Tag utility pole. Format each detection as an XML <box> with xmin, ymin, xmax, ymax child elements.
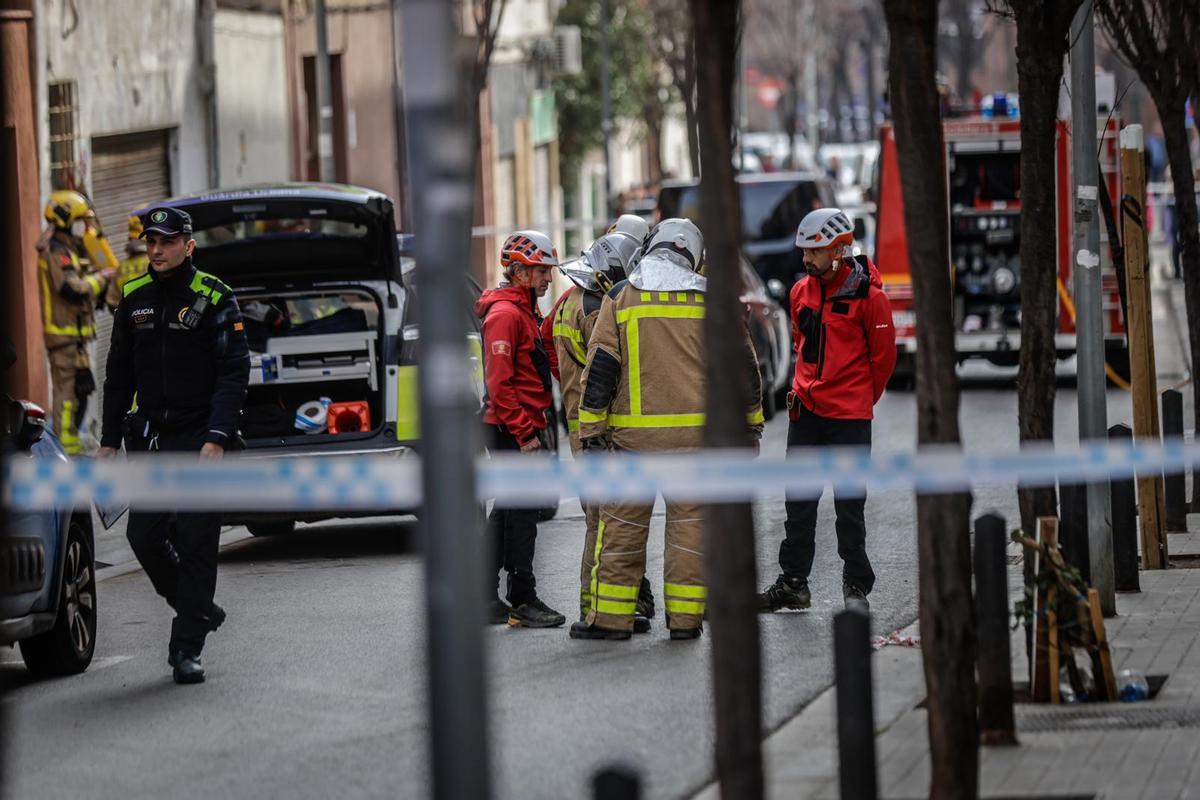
<box><xmin>803</xmin><ymin>0</ymin><xmax>819</xmax><ymax>158</ymax></box>
<box><xmin>600</xmin><ymin>0</ymin><xmax>613</xmax><ymax>218</ymax></box>
<box><xmin>1069</xmin><ymin>1</ymin><xmax>1114</xmax><ymax>614</ymax></box>
<box><xmin>400</xmin><ymin>1</ymin><xmax>491</xmax><ymax>798</ymax></box>
<box><xmin>315</xmin><ymin>0</ymin><xmax>337</xmax><ymax>182</ymax></box>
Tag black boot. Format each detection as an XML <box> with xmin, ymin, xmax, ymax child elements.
<box><xmin>757</xmin><ymin>575</ymin><xmax>811</xmax><ymax>612</ymax></box>
<box><xmin>508</xmin><ymin>598</ymin><xmax>566</xmax><ymax>628</ymax></box>
<box><xmin>486</xmin><ymin>598</ymin><xmax>511</xmax><ymax>625</ymax></box>
<box><xmin>171</xmin><ymin>652</ymin><xmax>205</xmax><ymax>684</ymax></box>
<box><xmin>569</xmin><ymin>621</ymin><xmax>632</xmax><ymax>640</ymax></box>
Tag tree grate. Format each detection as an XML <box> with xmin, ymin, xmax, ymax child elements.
<box><xmin>1016</xmin><ymin>705</ymin><xmax>1200</xmax><ymax>731</ymax></box>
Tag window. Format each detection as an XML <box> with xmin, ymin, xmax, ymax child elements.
<box><xmin>48</xmin><ymin>81</ymin><xmax>79</xmax><ymax>189</ymax></box>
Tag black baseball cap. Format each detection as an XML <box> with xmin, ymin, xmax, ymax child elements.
<box><xmin>139</xmin><ymin>206</ymin><xmax>193</xmax><ymax>238</ymax></box>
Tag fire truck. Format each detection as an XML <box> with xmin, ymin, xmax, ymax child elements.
<box><xmin>873</xmin><ymin>97</ymin><xmax>1129</xmax><ymax>381</ymax></box>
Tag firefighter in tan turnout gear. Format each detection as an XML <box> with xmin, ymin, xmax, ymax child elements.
<box><xmin>541</xmin><ymin>217</ymin><xmax>657</xmax><ymax>630</ymax></box>
<box><xmin>570</xmin><ymin>218</ymin><xmax>765</xmax><ymax>641</ymax></box>
<box><xmin>37</xmin><ymin>190</ymin><xmax>116</xmax><ymax>454</ymax></box>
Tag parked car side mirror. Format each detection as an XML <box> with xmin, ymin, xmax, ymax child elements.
<box><xmin>11</xmin><ymin>399</ymin><xmax>46</xmax><ymax>450</ymax></box>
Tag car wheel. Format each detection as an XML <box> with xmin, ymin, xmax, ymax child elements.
<box><xmin>19</xmin><ymin>516</ymin><xmax>96</xmax><ymax>677</ymax></box>
<box><xmin>246</xmin><ymin>520</ymin><xmax>296</xmax><ymax>537</ymax></box>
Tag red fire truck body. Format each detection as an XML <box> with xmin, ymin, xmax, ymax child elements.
<box><xmin>874</xmin><ymin>113</ymin><xmax>1128</xmax><ymax>378</ymax></box>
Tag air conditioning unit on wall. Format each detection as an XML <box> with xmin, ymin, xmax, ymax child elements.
<box><xmin>553</xmin><ymin>26</ymin><xmax>582</xmax><ymax>76</ymax></box>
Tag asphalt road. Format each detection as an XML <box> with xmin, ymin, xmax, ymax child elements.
<box><xmin>0</xmin><ymin>368</ymin><xmax>1139</xmax><ymax>800</ymax></box>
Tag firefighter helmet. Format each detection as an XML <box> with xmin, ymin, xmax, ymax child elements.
<box><xmin>127</xmin><ymin>214</ymin><xmax>144</xmax><ymax>240</ymax></box>
<box><xmin>584</xmin><ymin>231</ymin><xmax>641</xmax><ymax>289</ymax></box>
<box><xmin>500</xmin><ymin>229</ymin><xmax>560</xmax><ymax>274</ymax></box>
<box><xmin>642</xmin><ymin>218</ymin><xmax>704</xmax><ymax>272</ymax></box>
<box><xmin>43</xmin><ymin>190</ymin><xmax>95</xmax><ymax>231</ymax></box>
<box><xmin>794</xmin><ymin>208</ymin><xmax>854</xmax><ymax>250</ymax></box>
<box><xmin>607</xmin><ymin>213</ymin><xmax>650</xmax><ymax>243</ymax></box>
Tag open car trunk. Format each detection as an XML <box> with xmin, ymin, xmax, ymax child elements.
<box><xmin>238</xmin><ymin>287</ymin><xmax>386</xmax><ymax>447</ymax></box>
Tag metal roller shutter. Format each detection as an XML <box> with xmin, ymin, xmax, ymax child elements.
<box><xmin>84</xmin><ymin>130</ymin><xmax>172</xmax><ymax>445</ymax></box>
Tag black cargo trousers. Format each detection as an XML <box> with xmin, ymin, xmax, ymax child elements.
<box><xmin>124</xmin><ymin>423</ymin><xmax>222</xmax><ymax>658</ymax></box>
<box><xmin>780</xmin><ymin>406</ymin><xmax>876</xmax><ymax>594</ymax></box>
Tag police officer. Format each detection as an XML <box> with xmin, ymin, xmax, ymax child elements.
<box><xmin>98</xmin><ymin>206</ymin><xmax>250</xmax><ymax>684</ymax></box>
<box><xmin>37</xmin><ymin>190</ymin><xmax>116</xmax><ymax>455</ymax></box>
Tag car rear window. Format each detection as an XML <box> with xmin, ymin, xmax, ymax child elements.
<box><xmin>658</xmin><ymin>180</ymin><xmax>827</xmax><ymax>243</ymax></box>
<box><xmin>192</xmin><ymin>218</ymin><xmax>369</xmax><ymax>248</ymax></box>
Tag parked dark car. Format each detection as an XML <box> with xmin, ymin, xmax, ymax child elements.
<box><xmin>657</xmin><ymin>172</ymin><xmax>838</xmax><ymax>304</ymax></box>
<box><xmin>740</xmin><ymin>257</ymin><xmax>791</xmax><ymax>419</ymax></box>
<box><xmin>2</xmin><ymin>350</ymin><xmax>97</xmax><ymax>676</ymax></box>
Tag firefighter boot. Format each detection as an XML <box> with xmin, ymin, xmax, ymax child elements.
<box><xmin>569</xmin><ymin>621</ymin><xmax>632</xmax><ymax>640</ymax></box>
<box><xmin>632</xmin><ymin>576</ymin><xmax>654</xmax><ymax>634</ymax></box>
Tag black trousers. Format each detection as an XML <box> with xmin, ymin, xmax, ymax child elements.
<box><xmin>486</xmin><ymin>424</ymin><xmax>540</xmax><ymax>606</ymax></box>
<box><xmin>125</xmin><ymin>426</ymin><xmax>221</xmax><ymax>657</ymax></box>
<box><xmin>780</xmin><ymin>409</ymin><xmax>876</xmax><ymax>593</ymax></box>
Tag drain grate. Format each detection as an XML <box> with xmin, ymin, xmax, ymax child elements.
<box><xmin>1017</xmin><ymin>705</ymin><xmax>1200</xmax><ymax>732</ymax></box>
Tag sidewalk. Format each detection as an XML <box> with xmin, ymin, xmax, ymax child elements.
<box><xmin>696</xmin><ymin>525</ymin><xmax>1200</xmax><ymax>800</ymax></box>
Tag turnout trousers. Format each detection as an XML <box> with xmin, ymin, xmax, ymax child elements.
<box><xmin>48</xmin><ymin>344</ymin><xmax>87</xmax><ymax>455</ymax></box>
<box><xmin>780</xmin><ymin>408</ymin><xmax>876</xmax><ymax>593</ymax></box>
<box><xmin>124</xmin><ymin>425</ymin><xmax>222</xmax><ymax>657</ymax></box>
<box><xmin>586</xmin><ymin>496</ymin><xmax>705</xmax><ymax>633</ymax></box>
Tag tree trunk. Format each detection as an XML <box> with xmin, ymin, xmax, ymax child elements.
<box><xmin>783</xmin><ymin>70</ymin><xmax>800</xmax><ymax>170</ymax></box>
<box><xmin>691</xmin><ymin>2</ymin><xmax>763</xmax><ymax>799</ymax></box>
<box><xmin>1014</xmin><ymin>13</ymin><xmax>1066</xmax><ymax>540</ymax></box>
<box><xmin>1159</xmin><ymin>104</ymin><xmax>1200</xmax><ymax>441</ymax></box>
<box><xmin>683</xmin><ymin>42</ymin><xmax>701</xmax><ymax>179</ymax></box>
<box><xmin>644</xmin><ymin>99</ymin><xmax>664</xmax><ymax>185</ymax></box>
<box><xmin>882</xmin><ymin>1</ymin><xmax>979</xmax><ymax>797</ymax></box>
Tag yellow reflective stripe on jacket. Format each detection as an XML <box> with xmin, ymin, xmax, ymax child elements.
<box><xmin>553</xmin><ymin>321</ymin><xmax>587</xmax><ymax>363</ymax></box>
<box><xmin>665</xmin><ymin>599</ymin><xmax>706</xmax><ymax>615</ymax></box>
<box><xmin>664</xmin><ymin>583</ymin><xmax>707</xmax><ymax>600</ymax></box>
<box><xmin>627</xmin><ymin>318</ymin><xmax>642</xmax><ymax>413</ymax></box>
<box><xmin>84</xmin><ymin>274</ymin><xmax>102</xmax><ymax>296</ymax></box>
<box><xmin>44</xmin><ymin>323</ymin><xmax>95</xmax><ymax>337</ymax></box>
<box><xmin>579</xmin><ymin>408</ymin><xmax>607</xmax><ymax>424</ymax></box>
<box><xmin>567</xmin><ymin>418</ymin><xmax>580</xmax><ymax>433</ymax></box>
<box><xmin>609</xmin><ymin>412</ymin><xmax>705</xmax><ymax>428</ymax></box>
<box><xmin>122</xmin><ymin>273</ymin><xmax>153</xmax><ymax>297</ymax></box>
<box><xmin>395</xmin><ymin>365</ymin><xmax>420</xmax><ymax>440</ymax></box>
<box><xmin>748</xmin><ymin>409</ymin><xmax>765</xmax><ymax>425</ymax></box>
<box><xmin>614</xmin><ymin>305</ymin><xmax>706</xmax><ymax>323</ymax></box>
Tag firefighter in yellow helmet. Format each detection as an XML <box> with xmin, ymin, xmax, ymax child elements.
<box><xmin>106</xmin><ymin>215</ymin><xmax>151</xmax><ymax>308</ymax></box>
<box><xmin>571</xmin><ymin>219</ymin><xmax>764</xmax><ymax>640</ymax></box>
<box><xmin>37</xmin><ymin>189</ymin><xmax>116</xmax><ymax>454</ymax></box>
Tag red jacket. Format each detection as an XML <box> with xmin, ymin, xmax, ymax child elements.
<box><xmin>790</xmin><ymin>254</ymin><xmax>897</xmax><ymax>420</ymax></box>
<box><xmin>476</xmin><ymin>285</ymin><xmax>552</xmax><ymax>444</ymax></box>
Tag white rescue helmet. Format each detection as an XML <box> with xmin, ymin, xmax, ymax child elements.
<box><xmin>642</xmin><ymin>217</ymin><xmax>705</xmax><ymax>272</ymax></box>
<box><xmin>794</xmin><ymin>208</ymin><xmax>854</xmax><ymax>250</ymax></box>
<box><xmin>500</xmin><ymin>229</ymin><xmax>560</xmax><ymax>275</ymax></box>
<box><xmin>584</xmin><ymin>231</ymin><xmax>641</xmax><ymax>289</ymax></box>
<box><xmin>607</xmin><ymin>214</ymin><xmax>650</xmax><ymax>243</ymax></box>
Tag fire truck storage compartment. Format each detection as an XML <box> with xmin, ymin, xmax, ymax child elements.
<box><xmin>239</xmin><ymin>288</ymin><xmax>383</xmax><ymax>441</ymax></box>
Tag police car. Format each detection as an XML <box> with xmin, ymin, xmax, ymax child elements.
<box><xmin>132</xmin><ymin>184</ymin><xmax>484</xmax><ymax>536</ymax></box>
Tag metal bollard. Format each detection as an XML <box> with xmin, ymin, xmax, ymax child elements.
<box><xmin>974</xmin><ymin>513</ymin><xmax>1017</xmax><ymax>745</ymax></box>
<box><xmin>1109</xmin><ymin>424</ymin><xmax>1141</xmax><ymax>592</ymax></box>
<box><xmin>1057</xmin><ymin>481</ymin><xmax>1091</xmax><ymax>585</ymax></box>
<box><xmin>834</xmin><ymin>609</ymin><xmax>877</xmax><ymax>800</ymax></box>
<box><xmin>1161</xmin><ymin>389</ymin><xmax>1188</xmax><ymax>531</ymax></box>
<box><xmin>593</xmin><ymin>765</ymin><xmax>640</xmax><ymax>800</ymax></box>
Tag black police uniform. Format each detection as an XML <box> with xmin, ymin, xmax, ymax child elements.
<box><xmin>100</xmin><ymin>206</ymin><xmax>250</xmax><ymax>664</ymax></box>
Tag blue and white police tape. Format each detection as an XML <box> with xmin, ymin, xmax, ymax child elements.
<box><xmin>2</xmin><ymin>436</ymin><xmax>1196</xmax><ymax>512</ymax></box>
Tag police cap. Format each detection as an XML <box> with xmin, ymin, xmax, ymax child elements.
<box><xmin>139</xmin><ymin>206</ymin><xmax>193</xmax><ymax>238</ymax></box>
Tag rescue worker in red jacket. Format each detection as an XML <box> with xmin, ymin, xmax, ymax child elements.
<box><xmin>758</xmin><ymin>208</ymin><xmax>896</xmax><ymax>614</ymax></box>
<box><xmin>475</xmin><ymin>229</ymin><xmax>566</xmax><ymax>629</ymax></box>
